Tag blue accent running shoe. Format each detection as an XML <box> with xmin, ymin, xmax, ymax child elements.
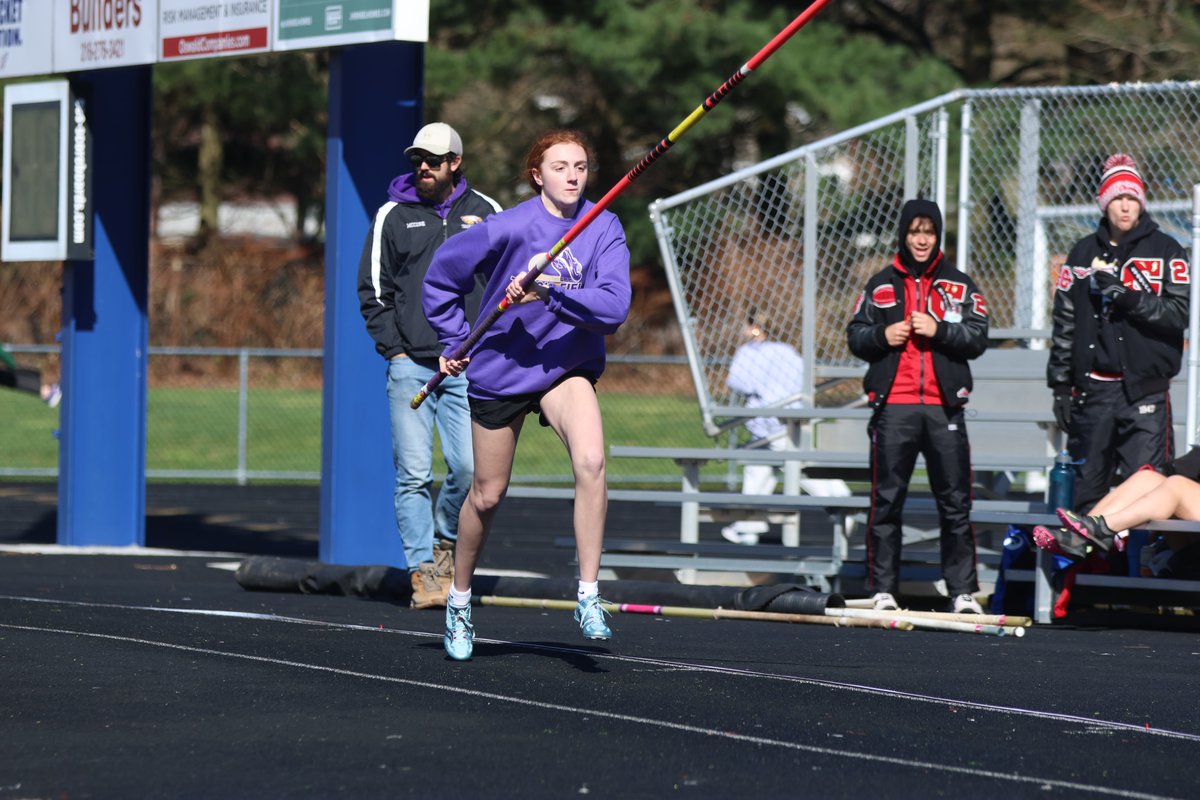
<box><xmin>444</xmin><ymin>603</ymin><xmax>474</xmax><ymax>661</ymax></box>
<box><xmin>574</xmin><ymin>595</ymin><xmax>612</xmax><ymax>641</ymax></box>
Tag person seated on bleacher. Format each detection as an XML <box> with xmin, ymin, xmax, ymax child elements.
<box><xmin>1034</xmin><ymin>446</ymin><xmax>1200</xmax><ymax>576</ymax></box>
<box><xmin>720</xmin><ymin>313</ymin><xmax>851</xmax><ymax>546</ymax></box>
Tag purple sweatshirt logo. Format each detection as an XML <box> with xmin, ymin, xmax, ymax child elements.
<box><xmin>537</xmin><ymin>247</ymin><xmax>584</xmax><ymax>289</ymax></box>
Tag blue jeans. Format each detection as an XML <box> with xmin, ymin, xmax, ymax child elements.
<box><xmin>386</xmin><ymin>355</ymin><xmax>473</xmax><ymax>570</ymax></box>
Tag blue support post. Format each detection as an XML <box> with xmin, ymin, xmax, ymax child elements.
<box><xmin>321</xmin><ymin>41</ymin><xmax>424</xmax><ymax>567</ymax></box>
<box><xmin>57</xmin><ymin>67</ymin><xmax>152</xmax><ymax>546</ymax></box>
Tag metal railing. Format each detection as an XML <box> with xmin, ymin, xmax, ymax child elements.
<box><xmin>651</xmin><ymin>81</ymin><xmax>1200</xmax><ymax>447</ymax></box>
<box><xmin>1</xmin><ymin>345</ymin><xmax>701</xmax><ymax>485</ymax></box>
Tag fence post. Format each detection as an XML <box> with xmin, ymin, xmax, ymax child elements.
<box><xmin>802</xmin><ymin>153</ymin><xmax>817</xmax><ymax>411</ymax></box>
<box><xmin>934</xmin><ymin>107</ymin><xmax>949</xmax><ymax>214</ymax></box>
<box><xmin>1015</xmin><ymin>99</ymin><xmax>1042</xmax><ymax>331</ymax></box>
<box><xmin>650</xmin><ymin>200</ymin><xmax>720</xmax><ymax>436</ymax></box>
<box><xmin>904</xmin><ymin>116</ymin><xmax>918</xmax><ymax>199</ymax></box>
<box><xmin>1188</xmin><ymin>183</ymin><xmax>1200</xmax><ymax>448</ymax></box>
<box><xmin>956</xmin><ymin>100</ymin><xmax>973</xmax><ymax>273</ymax></box>
<box><xmin>237</xmin><ymin>348</ymin><xmax>249</xmax><ymax>486</ymax></box>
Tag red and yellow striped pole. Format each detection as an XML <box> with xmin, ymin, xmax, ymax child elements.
<box><xmin>411</xmin><ymin>0</ymin><xmax>835</xmax><ymax>409</ymax></box>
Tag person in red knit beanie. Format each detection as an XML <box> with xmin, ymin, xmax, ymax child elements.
<box><xmin>1046</xmin><ymin>153</ymin><xmax>1190</xmax><ymax>515</ymax></box>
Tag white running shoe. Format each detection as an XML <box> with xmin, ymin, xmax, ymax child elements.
<box><xmin>952</xmin><ymin>594</ymin><xmax>983</xmax><ymax>614</ymax></box>
<box><xmin>871</xmin><ymin>592</ymin><xmax>899</xmax><ymax>611</ymax></box>
<box><xmin>721</xmin><ymin>526</ymin><xmax>759</xmax><ymax>546</ymax></box>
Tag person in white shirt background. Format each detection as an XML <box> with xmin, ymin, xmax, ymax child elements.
<box><xmin>722</xmin><ymin>314</ymin><xmax>850</xmax><ymax>546</ymax></box>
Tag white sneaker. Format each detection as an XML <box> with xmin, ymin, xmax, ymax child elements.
<box><xmin>43</xmin><ymin>382</ymin><xmax>62</xmax><ymax>409</ymax></box>
<box><xmin>952</xmin><ymin>594</ymin><xmax>983</xmax><ymax>614</ymax></box>
<box><xmin>871</xmin><ymin>592</ymin><xmax>899</xmax><ymax>611</ymax></box>
<box><xmin>721</xmin><ymin>527</ymin><xmax>759</xmax><ymax>546</ymax></box>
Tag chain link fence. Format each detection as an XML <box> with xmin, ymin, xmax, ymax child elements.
<box><xmin>652</xmin><ymin>81</ymin><xmax>1200</xmax><ymax>444</ymax></box>
<box><xmin>1</xmin><ymin>344</ymin><xmax>708</xmax><ymax>486</ymax></box>
<box><xmin>10</xmin><ymin>83</ymin><xmax>1200</xmax><ymax>488</ymax></box>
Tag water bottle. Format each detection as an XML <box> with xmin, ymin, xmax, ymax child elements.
<box><xmin>1047</xmin><ymin>450</ymin><xmax>1075</xmax><ymax>510</ymax></box>
<box><xmin>990</xmin><ymin>525</ymin><xmax>1032</xmax><ymax>614</ymax></box>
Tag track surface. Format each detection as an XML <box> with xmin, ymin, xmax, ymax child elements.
<box><xmin>1</xmin><ymin>484</ymin><xmax>1197</xmax><ymax>799</ymax></box>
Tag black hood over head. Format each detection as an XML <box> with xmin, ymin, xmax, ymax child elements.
<box><xmin>897</xmin><ymin>198</ymin><xmax>943</xmax><ymax>277</ymax></box>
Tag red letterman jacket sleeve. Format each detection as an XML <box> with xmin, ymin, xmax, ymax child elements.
<box><xmin>1121</xmin><ymin>238</ymin><xmax>1190</xmax><ymax>336</ymax></box>
<box><xmin>930</xmin><ymin>275</ymin><xmax>988</xmax><ymax>360</ymax></box>
<box><xmin>846</xmin><ymin>277</ymin><xmax>893</xmax><ymax>363</ymax></box>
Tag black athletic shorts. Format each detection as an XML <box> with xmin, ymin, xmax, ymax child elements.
<box><xmin>469</xmin><ymin>369</ymin><xmax>597</xmax><ymax>430</ymax></box>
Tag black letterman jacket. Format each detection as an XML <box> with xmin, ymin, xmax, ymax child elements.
<box><xmin>847</xmin><ymin>254</ymin><xmax>989</xmax><ymax>411</ymax></box>
<box><xmin>1046</xmin><ymin>214</ymin><xmax>1189</xmax><ymax>400</ymax></box>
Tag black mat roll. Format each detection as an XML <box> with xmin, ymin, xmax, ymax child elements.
<box><xmin>732</xmin><ymin>583</ymin><xmax>845</xmax><ymax>613</ymax></box>
<box><xmin>234</xmin><ymin>556</ymin><xmax>844</xmax><ymax>611</ymax></box>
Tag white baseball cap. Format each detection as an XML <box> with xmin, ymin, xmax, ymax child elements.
<box><xmin>404</xmin><ymin>122</ymin><xmax>463</xmax><ymax>158</ymax></box>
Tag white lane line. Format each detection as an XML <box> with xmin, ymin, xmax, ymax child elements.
<box><xmin>0</xmin><ymin>620</ymin><xmax>1182</xmax><ymax>800</ymax></box>
<box><xmin>4</xmin><ymin>593</ymin><xmax>1199</xmax><ymax>745</ymax></box>
<box><xmin>0</xmin><ymin>544</ymin><xmax>247</xmax><ymax>557</ymax></box>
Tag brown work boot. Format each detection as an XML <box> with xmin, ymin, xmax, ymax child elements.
<box><xmin>410</xmin><ymin>562</ymin><xmax>446</xmax><ymax>609</ymax></box>
<box><xmin>432</xmin><ymin>539</ymin><xmax>455</xmax><ymax>594</ymax></box>
<box><xmin>433</xmin><ymin>539</ymin><xmax>455</xmax><ymax>574</ymax></box>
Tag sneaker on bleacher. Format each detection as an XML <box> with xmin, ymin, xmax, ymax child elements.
<box><xmin>43</xmin><ymin>382</ymin><xmax>62</xmax><ymax>409</ymax></box>
<box><xmin>1055</xmin><ymin>509</ymin><xmax>1117</xmax><ymax>553</ymax></box>
<box><xmin>721</xmin><ymin>526</ymin><xmax>759</xmax><ymax>546</ymax></box>
<box><xmin>1032</xmin><ymin>525</ymin><xmax>1089</xmax><ymax>560</ymax></box>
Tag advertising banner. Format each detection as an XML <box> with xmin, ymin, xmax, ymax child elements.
<box><xmin>0</xmin><ymin>0</ymin><xmax>54</xmax><ymax>78</ymax></box>
<box><xmin>54</xmin><ymin>0</ymin><xmax>159</xmax><ymax>72</ymax></box>
<box><xmin>274</xmin><ymin>0</ymin><xmax>426</xmax><ymax>51</ymax></box>
<box><xmin>160</xmin><ymin>0</ymin><xmax>271</xmax><ymax>61</ymax></box>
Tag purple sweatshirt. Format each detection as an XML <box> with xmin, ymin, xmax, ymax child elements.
<box><xmin>423</xmin><ymin>195</ymin><xmax>631</xmax><ymax>399</ymax></box>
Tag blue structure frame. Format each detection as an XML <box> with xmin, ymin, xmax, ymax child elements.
<box><xmin>320</xmin><ymin>41</ymin><xmax>424</xmax><ymax>567</ymax></box>
<box><xmin>54</xmin><ymin>43</ymin><xmax>424</xmax><ymax>565</ymax></box>
<box><xmin>58</xmin><ymin>66</ymin><xmax>152</xmax><ymax>547</ymax></box>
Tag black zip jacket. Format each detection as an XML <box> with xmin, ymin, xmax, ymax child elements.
<box><xmin>847</xmin><ymin>200</ymin><xmax>989</xmax><ymax>410</ymax></box>
<box><xmin>357</xmin><ymin>178</ymin><xmax>501</xmax><ymax>360</ymax></box>
<box><xmin>847</xmin><ymin>258</ymin><xmax>989</xmax><ymax>409</ymax></box>
<box><xmin>1047</xmin><ymin>213</ymin><xmax>1189</xmax><ymax>400</ymax></box>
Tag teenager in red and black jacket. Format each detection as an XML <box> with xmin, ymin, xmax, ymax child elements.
<box><xmin>847</xmin><ymin>198</ymin><xmax>990</xmax><ymax>614</ymax></box>
<box><xmin>1047</xmin><ymin>153</ymin><xmax>1189</xmax><ymax>514</ymax></box>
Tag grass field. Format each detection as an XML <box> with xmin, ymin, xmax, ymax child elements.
<box><xmin>1</xmin><ymin>387</ymin><xmax>725</xmax><ymax>485</ymax></box>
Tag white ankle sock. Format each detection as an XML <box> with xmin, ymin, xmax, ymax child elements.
<box><xmin>448</xmin><ymin>587</ymin><xmax>472</xmax><ymax>608</ymax></box>
<box><xmin>577</xmin><ymin>581</ymin><xmax>598</xmax><ymax>601</ymax></box>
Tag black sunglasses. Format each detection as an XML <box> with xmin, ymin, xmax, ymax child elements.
<box><xmin>409</xmin><ymin>152</ymin><xmax>452</xmax><ymax>168</ymax></box>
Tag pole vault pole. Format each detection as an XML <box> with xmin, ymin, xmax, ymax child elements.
<box><xmin>411</xmin><ymin>0</ymin><xmax>835</xmax><ymax>409</ymax></box>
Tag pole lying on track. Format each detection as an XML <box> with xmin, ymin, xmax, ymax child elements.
<box><xmin>831</xmin><ymin>607</ymin><xmax>1032</xmax><ymax>628</ymax></box>
<box><xmin>480</xmin><ymin>595</ymin><xmax>911</xmax><ymax>630</ymax></box>
<box><xmin>825</xmin><ymin>608</ymin><xmax>1025</xmax><ymax>638</ymax></box>
<box><xmin>410</xmin><ymin>0</ymin><xmax>835</xmax><ymax>409</ymax></box>
<box><xmin>481</xmin><ymin>595</ymin><xmax>1028</xmax><ymax>636</ymax></box>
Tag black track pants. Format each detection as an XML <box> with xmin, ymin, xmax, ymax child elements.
<box><xmin>866</xmin><ymin>403</ymin><xmax>978</xmax><ymax>597</ymax></box>
<box><xmin>1068</xmin><ymin>380</ymin><xmax>1172</xmax><ymax>513</ymax></box>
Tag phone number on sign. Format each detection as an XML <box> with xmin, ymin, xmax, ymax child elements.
<box><xmin>80</xmin><ymin>39</ymin><xmax>126</xmax><ymax>62</ymax></box>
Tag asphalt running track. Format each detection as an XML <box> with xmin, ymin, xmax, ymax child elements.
<box><xmin>1</xmin><ymin>550</ymin><xmax>1198</xmax><ymax>800</ymax></box>
<box><xmin>2</xmin><ymin>484</ymin><xmax>1199</xmax><ymax>798</ymax></box>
